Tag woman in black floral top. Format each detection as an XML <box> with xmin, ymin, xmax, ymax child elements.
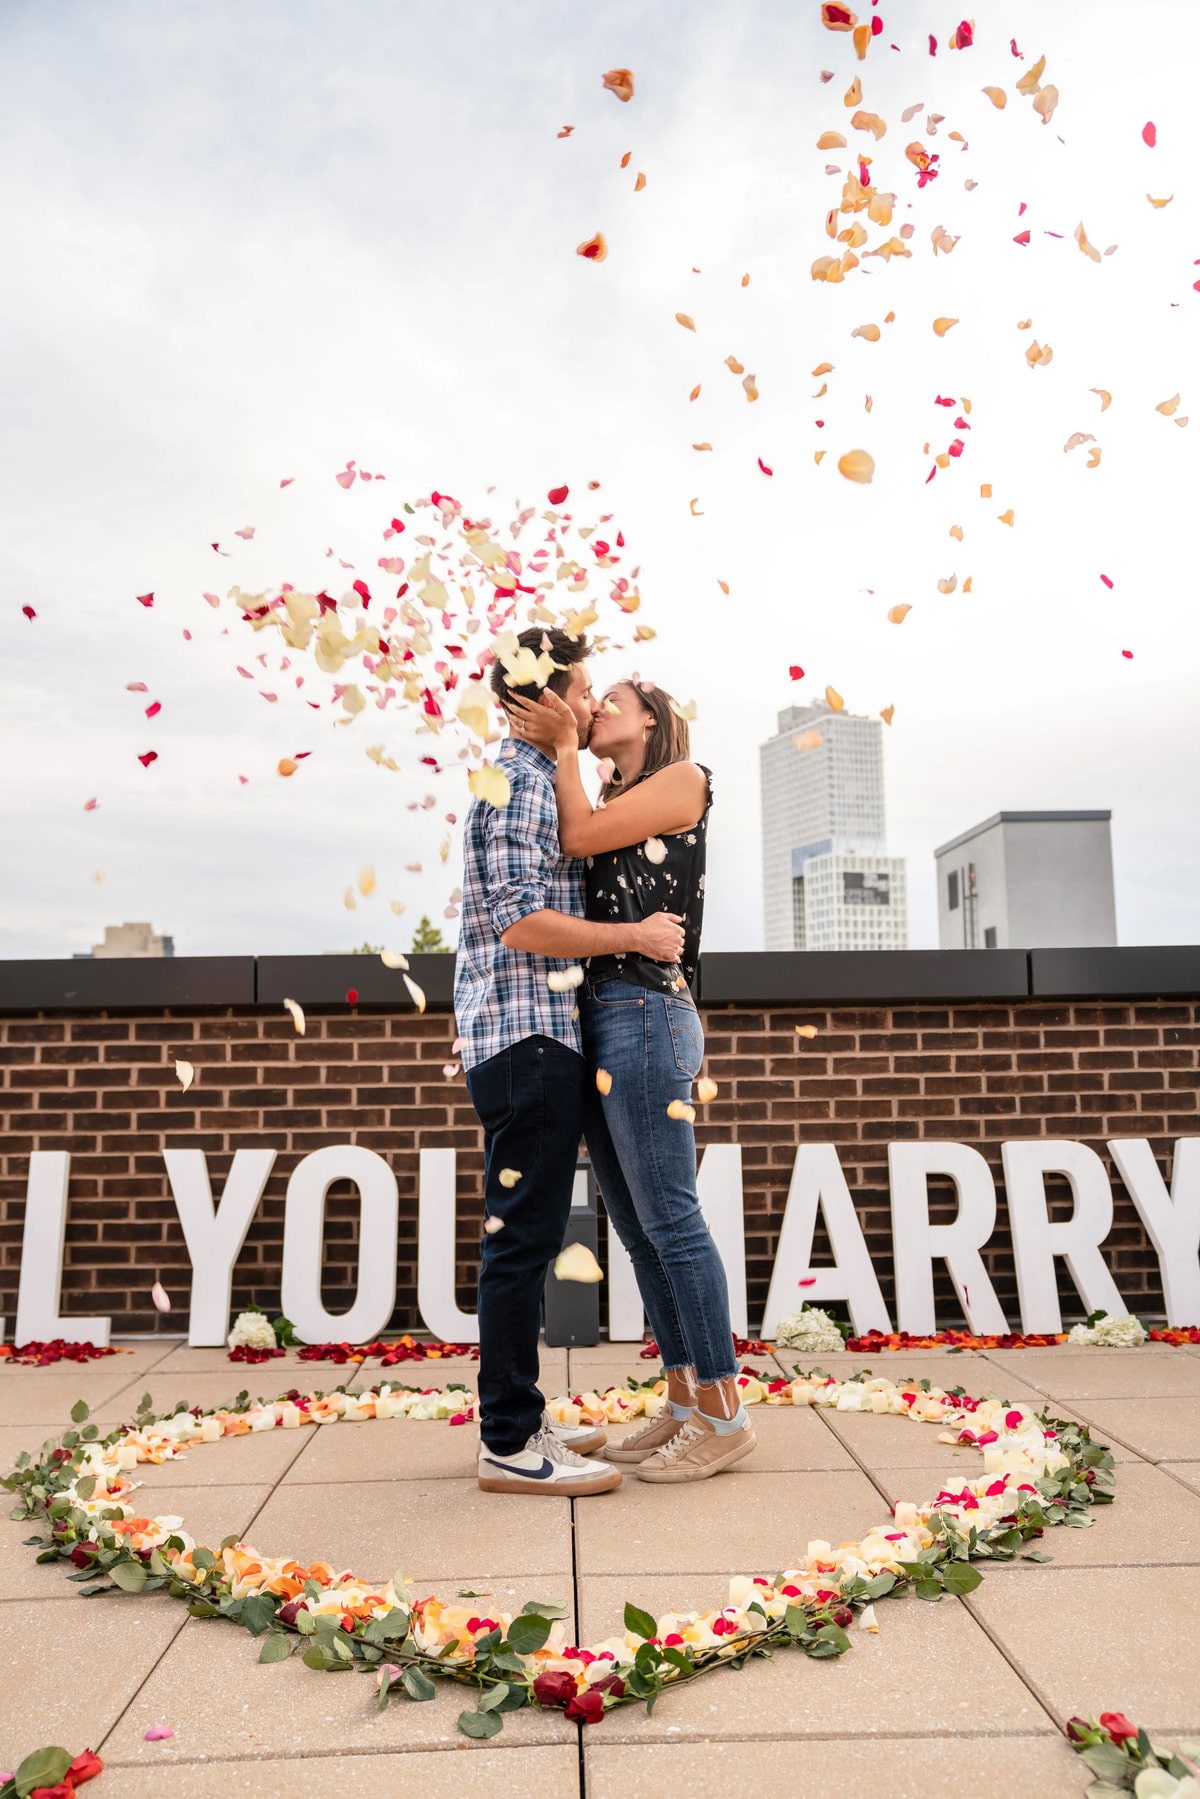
<box><xmin>506</xmin><ymin>678</ymin><xmax>754</xmax><ymax>1485</ymax></box>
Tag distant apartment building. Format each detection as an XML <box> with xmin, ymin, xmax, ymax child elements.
<box><xmin>759</xmin><ymin>701</ymin><xmax>907</xmax><ymax>952</ymax></box>
<box><xmin>933</xmin><ymin>811</ymin><xmax>1117</xmax><ymax>949</ymax></box>
<box><xmin>74</xmin><ymin>923</ymin><xmax>175</xmax><ymax>960</ymax></box>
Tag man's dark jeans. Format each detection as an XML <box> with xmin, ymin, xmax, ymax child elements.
<box><xmin>465</xmin><ymin>1034</ymin><xmax>585</xmax><ymax>1454</ymax></box>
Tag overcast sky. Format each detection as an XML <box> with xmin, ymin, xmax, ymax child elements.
<box><xmin>3</xmin><ymin>0</ymin><xmax>1197</xmax><ymax>962</ymax></box>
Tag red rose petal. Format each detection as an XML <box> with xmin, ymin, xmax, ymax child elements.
<box><xmin>1100</xmin><ymin>574</ymin><xmax>1114</xmax><ymax>589</ymax></box>
<box><xmin>1142</xmin><ymin>121</ymin><xmax>1157</xmax><ymax>148</ymax></box>
<box><xmin>757</xmin><ymin>457</ymin><xmax>774</xmax><ymax>476</ymax></box>
<box><xmin>136</xmin><ymin>592</ymin><xmax>155</xmax><ymax>607</ymax></box>
<box><xmin>547</xmin><ymin>485</ymin><xmax>569</xmax><ymax>505</ymax></box>
<box><xmin>137</xmin><ymin>751</ymin><xmax>158</xmax><ymax>767</ymax></box>
<box><xmin>346</xmin><ymin>988</ymin><xmax>359</xmax><ymax>1005</ymax></box>
<box><xmin>788</xmin><ymin>665</ymin><xmax>805</xmax><ymax>680</ymax></box>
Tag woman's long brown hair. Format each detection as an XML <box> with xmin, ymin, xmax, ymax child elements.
<box><xmin>598</xmin><ymin>680</ymin><xmax>692</xmax><ymax>804</ymax></box>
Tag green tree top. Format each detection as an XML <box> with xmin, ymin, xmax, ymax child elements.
<box><xmin>410</xmin><ymin>914</ymin><xmax>451</xmax><ymax>953</ymax></box>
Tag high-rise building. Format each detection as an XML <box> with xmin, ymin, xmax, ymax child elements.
<box><xmin>933</xmin><ymin>811</ymin><xmax>1117</xmax><ymax>949</ymax></box>
<box><xmin>759</xmin><ymin>701</ymin><xmax>907</xmax><ymax>952</ymax></box>
<box><xmin>73</xmin><ymin>923</ymin><xmax>175</xmax><ymax>960</ymax></box>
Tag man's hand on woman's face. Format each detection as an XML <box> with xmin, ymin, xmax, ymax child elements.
<box><xmin>505</xmin><ymin>688</ymin><xmax>580</xmax><ymax>753</ymax></box>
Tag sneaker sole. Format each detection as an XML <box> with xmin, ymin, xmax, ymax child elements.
<box><xmin>606</xmin><ymin>1438</ymin><xmax>677</xmax><ymax>1465</ymax></box>
<box><xmin>477</xmin><ymin>1467</ymin><xmax>623</xmax><ymax>1497</ymax></box>
<box><xmin>560</xmin><ymin>1428</ymin><xmax>608</xmax><ymax>1456</ymax></box>
<box><xmin>634</xmin><ymin>1432</ymin><xmax>757</xmax><ymax>1483</ymax></box>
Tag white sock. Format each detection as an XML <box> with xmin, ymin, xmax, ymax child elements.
<box><xmin>699</xmin><ymin>1404</ymin><xmax>748</xmax><ymax>1436</ymax></box>
<box><xmin>668</xmin><ymin>1399</ymin><xmax>695</xmax><ymax>1421</ymax></box>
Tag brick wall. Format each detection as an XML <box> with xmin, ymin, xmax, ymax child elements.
<box><xmin>1</xmin><ymin>995</ymin><xmax>1196</xmax><ymax>1335</ymax></box>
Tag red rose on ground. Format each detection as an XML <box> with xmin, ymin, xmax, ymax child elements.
<box><xmin>1100</xmin><ymin>1712</ymin><xmax>1139</xmax><ymax>1743</ymax></box>
<box><xmin>278</xmin><ymin>1599</ymin><xmax>308</xmax><ymax>1625</ymax></box>
<box><xmin>533</xmin><ymin>1669</ymin><xmax>579</xmax><ymax>1709</ymax></box>
<box><xmin>67</xmin><ymin>1750</ymin><xmax>104</xmax><ymax>1785</ymax></box>
<box><xmin>565</xmin><ymin>1688</ymin><xmax>605</xmax><ymax>1724</ymax></box>
<box><xmin>30</xmin><ymin>1785</ymin><xmax>75</xmax><ymax>1798</ymax></box>
<box><xmin>70</xmin><ymin>1544</ymin><xmax>98</xmax><ymax>1568</ymax></box>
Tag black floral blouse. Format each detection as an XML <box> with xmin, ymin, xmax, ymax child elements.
<box><xmin>584</xmin><ymin>765</ymin><xmax>713</xmax><ymax>996</ymax></box>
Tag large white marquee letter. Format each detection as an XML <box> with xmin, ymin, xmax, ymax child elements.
<box><xmin>281</xmin><ymin>1146</ymin><xmax>398</xmax><ymax>1344</ymax></box>
<box><xmin>417</xmin><ymin>1148</ymin><xmax>479</xmax><ymax>1342</ymax></box>
<box><xmin>605</xmin><ymin>1146</ymin><xmax>748</xmax><ymax>1341</ymax></box>
<box><xmin>761</xmin><ymin>1144</ymin><xmax>892</xmax><ymax>1337</ymax></box>
<box><xmin>1001</xmin><ymin>1139</ymin><xmax>1128</xmax><ymax>1333</ymax></box>
<box><xmin>165</xmin><ymin>1148</ymin><xmax>277</xmax><ymax>1346</ymax></box>
<box><xmin>889</xmin><ymin>1142</ymin><xmax>1009</xmax><ymax>1335</ymax></box>
<box><xmin>15</xmin><ymin>1152</ymin><xmax>111</xmax><ymax>1347</ymax></box>
<box><xmin>1108</xmin><ymin>1138</ymin><xmax>1200</xmax><ymax>1328</ymax></box>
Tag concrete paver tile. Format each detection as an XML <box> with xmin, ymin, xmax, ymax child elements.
<box><xmin>596</xmin><ymin>1406</ymin><xmax>855</xmax><ymax>1473</ymax></box>
<box><xmin>244</xmin><ymin>1478</ymin><xmax>574</xmax><ymax>1579</ymax></box>
<box><xmin>1168</xmin><ymin>1463</ymin><xmax>1200</xmax><ymax>1495</ymax></box>
<box><xmin>98</xmin><ymin>1613</ymin><xmax>578</xmax><ymax>1762</ymax></box>
<box><xmin>586</xmin><ymin>1735</ymin><xmax>1089</xmax><ymax>1797</ymax></box>
<box><xmin>820</xmin><ymin>1409</ymin><xmax>1029</xmax><ymax>1471</ymax></box>
<box><xmin>127</xmin><ymin>1423</ymin><xmax>317</xmax><ymax>1489</ymax></box>
<box><xmin>88</xmin><ymin>1370</ymin><xmax>373</xmax><ymax>1426</ymax></box>
<box><xmin>0</xmin><ymin>1594</ymin><xmax>185</xmax><ymax>1767</ymax></box>
<box><xmin>1058</xmin><ymin>1398</ymin><xmax>1200</xmax><ymax>1462</ymax></box>
<box><xmin>978</xmin><ymin>1350</ymin><xmax>1200</xmax><ymax>1401</ymax></box>
<box><xmin>0</xmin><ymin>1483</ymin><xmax>271</xmax><ymax>1603</ymax></box>
<box><xmin>0</xmin><ymin>1372</ymin><xmax>159</xmax><ymax>1429</ymax></box>
<box><xmin>574</xmin><ymin>1469</ymin><xmax>895</xmax><ymax>1576</ymax></box>
<box><xmin>107</xmin><ymin>1747</ymin><xmax>581</xmax><ymax>1797</ymax></box>
<box><xmin>967</xmin><ymin>1565</ymin><xmax>1200</xmax><ymax>1733</ymax></box>
<box><xmin>577</xmin><ymin>1574</ymin><xmax>1052</xmax><ymax>1742</ymax></box>
<box><xmin>281</xmin><ymin>1413</ymin><xmax>481</xmax><ymax>1484</ymax></box>
<box><xmin>868</xmin><ymin>1463</ymin><xmax>1200</xmax><ymax>1567</ymax></box>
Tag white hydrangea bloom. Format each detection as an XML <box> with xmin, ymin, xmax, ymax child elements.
<box><xmin>773</xmin><ymin>1306</ymin><xmax>846</xmax><ymax>1354</ymax></box>
<box><xmin>1067</xmin><ymin>1314</ymin><xmax>1147</xmax><ymax>1347</ymax></box>
<box><xmin>227</xmin><ymin>1310</ymin><xmax>277</xmax><ymax>1351</ymax></box>
<box><xmin>1067</xmin><ymin>1323</ymin><xmax>1098</xmax><ymax>1345</ymax></box>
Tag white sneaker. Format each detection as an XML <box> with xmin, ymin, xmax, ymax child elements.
<box><xmin>477</xmin><ymin>1425</ymin><xmax>622</xmax><ymax>1496</ymax></box>
<box><xmin>543</xmin><ymin>1409</ymin><xmax>608</xmax><ymax>1457</ymax></box>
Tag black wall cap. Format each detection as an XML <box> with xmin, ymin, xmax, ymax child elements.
<box><xmin>255</xmin><ymin>953</ymin><xmax>456</xmax><ymax>1009</ymax></box>
<box><xmin>1030</xmin><ymin>945</ymin><xmax>1200</xmax><ymax>998</ymax></box>
<box><xmin>697</xmin><ymin>949</ymin><xmax>1031</xmax><ymax>1005</ymax></box>
<box><xmin>0</xmin><ymin>957</ymin><xmax>257</xmax><ymax>1012</ymax></box>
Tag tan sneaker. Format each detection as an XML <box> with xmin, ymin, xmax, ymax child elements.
<box><xmin>605</xmin><ymin>1409</ymin><xmax>688</xmax><ymax>1465</ymax></box>
<box><xmin>635</xmin><ymin>1411</ymin><xmax>756</xmax><ymax>1483</ymax></box>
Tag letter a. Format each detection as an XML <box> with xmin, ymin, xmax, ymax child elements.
<box><xmin>762</xmin><ymin>1145</ymin><xmax>891</xmax><ymax>1338</ymax></box>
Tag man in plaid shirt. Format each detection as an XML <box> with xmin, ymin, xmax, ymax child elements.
<box><xmin>456</xmin><ymin>627</ymin><xmax>685</xmax><ymax>1497</ymax></box>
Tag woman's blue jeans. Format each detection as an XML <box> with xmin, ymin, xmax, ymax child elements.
<box><xmin>582</xmin><ymin>975</ymin><xmax>737</xmax><ymax>1383</ymax></box>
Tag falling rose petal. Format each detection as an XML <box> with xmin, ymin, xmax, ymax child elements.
<box><xmin>499</xmin><ymin>1168</ymin><xmax>522</xmax><ymax>1189</ymax></box>
<box><xmin>283</xmin><ymin>998</ymin><xmax>306</xmax><ymax>1035</ymax></box>
<box><xmin>982</xmin><ymin>86</ymin><xmax>1006</xmax><ymax>108</ymax></box>
<box><xmin>741</xmin><ymin>272</ymin><xmax>750</xmax><ymax>286</ymax></box>
<box><xmin>817</xmin><ymin>130</ymin><xmax>847</xmax><ymax>149</ymax></box>
<box><xmin>137</xmin><ymin>751</ymin><xmax>158</xmax><ymax>768</ymax></box>
<box><xmin>557</xmin><ymin>125</ymin><xmax>574</xmax><ymax>138</ymax></box>
<box><xmin>793</xmin><ymin>729</ymin><xmax>823</xmax><ymax>752</ymax></box>
<box><xmin>554</xmin><ymin>1241</ymin><xmax>604</xmax><ymax>1283</ymax></box>
<box><xmin>695</xmin><ymin>1076</ymin><xmax>719</xmax><ymax>1104</ymax></box>
<box><xmin>136</xmin><ymin>592</ymin><xmax>155</xmax><ymax>607</ymax></box>
<box><xmin>151</xmin><ymin>1280</ymin><xmax>171</xmax><ymax>1313</ymax></box>
<box><xmin>1091</xmin><ymin>388</ymin><xmax>1112</xmax><ymax>411</ymax></box>
<box><xmin>335</xmin><ymin>468</ymin><xmax>357</xmax><ymax>489</ymax></box>
<box><xmin>887</xmin><ymin>603</ymin><xmax>911</xmax><ymax>623</ymax></box>
<box><xmin>234</xmin><ymin>525</ymin><xmax>256</xmax><ymax>540</ymax></box>
<box><xmin>468</xmin><ymin>765</ymin><xmax>512</xmax><ymax>809</ymax></box>
<box><xmin>1013</xmin><ymin>229</ymin><xmax>1030</xmax><ymax>246</ymax></box>
<box><xmin>997</xmin><ymin>508</ymin><xmax>1015</xmax><ymax>526</ymax></box>
<box><xmin>742</xmin><ymin>374</ymin><xmax>759</xmax><ymax>402</ymax></box>
<box><xmin>689</xmin><ymin>384</ymin><xmax>701</xmax><ymax>401</ymax></box>
<box><xmin>357</xmin><ymin>865</ymin><xmax>376</xmax><ymax>897</ymax></box>
<box><xmin>879</xmin><ymin>704</ymin><xmax>895</xmax><ymax>725</ymax></box>
<box><xmin>1075</xmin><ymin>222</ymin><xmax>1101</xmax><ymax>263</ymax></box>
<box><xmin>1025</xmin><ymin>340</ymin><xmax>1054</xmax><ymax>367</ymax></box>
<box><xmin>619</xmin><ymin>151</ymin><xmax>631</xmax><ymax>168</ymax></box>
<box><xmin>380</xmin><ymin>948</ymin><xmax>410</xmax><ymax>970</ymax></box>
<box><xmin>932</xmin><ymin>317</ymin><xmax>958</xmax><ymax>337</ymax></box>
<box><xmin>601</xmin><ymin>68</ymin><xmax>635</xmax><ymax>103</ymax></box>
<box><xmin>1100</xmin><ymin>574</ymin><xmax>1114</xmax><ymax>589</ymax></box>
<box><xmin>83</xmin><ymin>797</ymin><xmax>99</xmax><ymax>811</ymax></box>
<box><xmin>725</xmin><ymin>355</ymin><xmax>744</xmax><ymax>374</ymax></box>
<box><xmin>634</xmin><ymin>171</ymin><xmax>647</xmax><ymax>191</ymax></box>
<box><xmin>837</xmin><ymin>449</ymin><xmax>874</xmax><ymax>484</ymax></box>
<box><xmin>820</xmin><ymin>3</ymin><xmax>857</xmax><ymax>28</ymax></box>
<box><xmin>666</xmin><ymin>1100</ymin><xmax>696</xmax><ymax>1123</ymax></box>
<box><xmin>675</xmin><ymin>312</ymin><xmax>696</xmax><ymax>332</ymax></box>
<box><xmin>788</xmin><ymin>665</ymin><xmax>805</xmax><ymax>681</ymax></box>
<box><xmin>144</xmin><ymin>1726</ymin><xmax>175</xmax><ymax>1742</ymax></box>
<box><xmin>937</xmin><ymin>575</ymin><xmax>957</xmax><ymax>594</ymax></box>
<box><xmin>692</xmin><ymin>442</ymin><xmax>713</xmax><ymax>451</ymax></box>
<box><xmin>1063</xmin><ymin>432</ymin><xmax>1096</xmax><ymax>453</ymax></box>
<box><xmin>547</xmin><ymin>965</ymin><xmax>585</xmax><ymax>992</ymax></box>
<box><xmin>280</xmin><ymin>477</ymin><xmax>294</xmax><ymax>487</ymax></box>
<box><xmin>643</xmin><ymin>836</ymin><xmax>668</xmax><ymax>864</ymax></box>
<box><xmin>717</xmin><ymin>580</ymin><xmax>730</xmax><ymax>595</ymax></box>
<box><xmin>795</xmin><ymin>1024</ymin><xmax>820</xmax><ymax>1039</ymax></box>
<box><xmin>757</xmin><ymin>458</ymin><xmax>773</xmax><ymax>476</ymax></box>
<box><xmin>576</xmin><ymin>233</ymin><xmax>608</xmax><ymax>262</ymax></box>
<box><xmin>1142</xmin><ymin>121</ymin><xmax>1157</xmax><ymax>147</ymax></box>
<box><xmin>950</xmin><ymin>524</ymin><xmax>964</xmax><ymax>541</ymax></box>
<box><xmin>277</xmin><ymin>757</ymin><xmax>299</xmax><ymax>777</ymax></box>
<box><xmin>547</xmin><ymin>484</ymin><xmax>569</xmax><ymax>505</ymax></box>
<box><xmin>403</xmin><ymin>973</ymin><xmax>427</xmax><ymax>1013</ymax></box>
<box><xmin>145</xmin><ymin>700</ymin><xmax>161</xmax><ymax>719</ymax></box>
<box><xmin>21</xmin><ymin>604</ymin><xmax>37</xmax><ymax>620</ymax></box>
<box><xmin>688</xmin><ymin>497</ymin><xmax>704</xmax><ymax>516</ymax></box>
<box><xmin>1147</xmin><ymin>194</ymin><xmax>1173</xmax><ymax>208</ymax></box>
<box><xmin>174</xmin><ymin>1059</ymin><xmax>196</xmax><ymax>1095</ymax></box>
<box><xmin>825</xmin><ymin>685</ymin><xmax>845</xmax><ymax>712</ymax></box>
<box><xmin>596</xmin><ymin>1069</ymin><xmax>613</xmax><ymax>1095</ymax></box>
<box><xmin>851</xmin><ymin>323</ymin><xmax>880</xmax><ymax>341</ymax></box>
<box><xmin>483</xmin><ymin>1215</ymin><xmax>505</xmax><ymax>1233</ymax></box>
<box><xmin>1156</xmin><ymin>394</ymin><xmax>1180</xmax><ymax>415</ymax></box>
<box><xmin>1122</xmin><ymin>649</ymin><xmax>1134</xmax><ymax>659</ymax></box>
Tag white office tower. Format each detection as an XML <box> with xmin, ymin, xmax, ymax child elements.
<box><xmin>759</xmin><ymin>701</ymin><xmax>908</xmax><ymax>951</ymax></box>
<box><xmin>934</xmin><ymin>811</ymin><xmax>1117</xmax><ymax>949</ymax></box>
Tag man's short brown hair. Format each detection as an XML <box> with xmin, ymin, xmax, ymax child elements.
<box><xmin>489</xmin><ymin>627</ymin><xmax>591</xmax><ymax>708</ymax></box>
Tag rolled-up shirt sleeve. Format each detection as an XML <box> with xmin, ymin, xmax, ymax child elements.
<box><xmin>483</xmin><ymin>771</ymin><xmax>560</xmax><ymax>937</ymax></box>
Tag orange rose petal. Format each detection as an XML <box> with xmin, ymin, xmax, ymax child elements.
<box><xmin>879</xmin><ymin>704</ymin><xmax>894</xmax><ymax>725</ymax></box>
<box><xmin>837</xmin><ymin>448</ymin><xmax>875</xmax><ymax>483</ymax></box>
<box><xmin>675</xmin><ymin>312</ymin><xmax>696</xmax><ymax>331</ymax></box>
<box><xmin>602</xmin><ymin>68</ymin><xmax>635</xmax><ymax>103</ymax></box>
<box><xmin>577</xmin><ymin>233</ymin><xmax>608</xmax><ymax>263</ymax></box>
<box><xmin>887</xmin><ymin>603</ymin><xmax>911</xmax><ymax>623</ymax></box>
<box><xmin>932</xmin><ymin>317</ymin><xmax>959</xmax><ymax>337</ymax></box>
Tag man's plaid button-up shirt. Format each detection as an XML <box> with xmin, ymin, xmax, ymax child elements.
<box><xmin>453</xmin><ymin>738</ymin><xmax>586</xmax><ymax>1071</ymax></box>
